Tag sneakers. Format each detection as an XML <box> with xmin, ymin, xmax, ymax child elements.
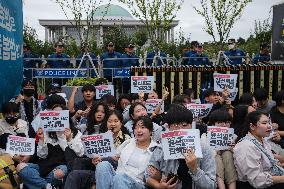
<box><xmin>46</xmin><ymin>183</ymin><xmax>57</xmax><ymax>189</ymax></box>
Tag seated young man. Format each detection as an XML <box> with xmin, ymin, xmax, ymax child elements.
<box><xmin>145</xmin><ymin>104</ymin><xmax>216</xmax><ymax>189</ymax></box>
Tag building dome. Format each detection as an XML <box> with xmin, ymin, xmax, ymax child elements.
<box><xmin>91</xmin><ymin>4</ymin><xmax>134</xmax><ymax>20</ymax></box>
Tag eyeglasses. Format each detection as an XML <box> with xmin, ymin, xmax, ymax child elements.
<box><xmin>108</xmin><ymin>45</ymin><xmax>114</xmax><ymax>47</ymax></box>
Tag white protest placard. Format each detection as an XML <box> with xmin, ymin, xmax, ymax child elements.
<box><xmin>131</xmin><ymin>76</ymin><xmax>154</xmax><ymax>93</ymax></box>
<box><xmin>95</xmin><ymin>85</ymin><xmax>114</xmax><ymax>99</ymax></box>
<box><xmin>213</xmin><ymin>73</ymin><xmax>238</xmax><ymax>92</ymax></box>
<box><xmin>186</xmin><ymin>104</ymin><xmax>213</xmax><ymax>118</ymax></box>
<box><xmin>207</xmin><ymin>126</ymin><xmax>236</xmax><ymax>150</ymax></box>
<box><xmin>6</xmin><ymin>135</ymin><xmax>35</xmax><ymax>156</ymax></box>
<box><xmin>228</xmin><ymin>88</ymin><xmax>238</xmax><ymax>101</ymax></box>
<box><xmin>145</xmin><ymin>99</ymin><xmax>164</xmax><ymax>113</ymax></box>
<box><xmin>39</xmin><ymin>110</ymin><xmax>69</xmax><ymax>132</ymax></box>
<box><xmin>161</xmin><ymin>129</ymin><xmax>202</xmax><ymax>160</ymax></box>
<box><xmin>81</xmin><ymin>131</ymin><xmax>115</xmax><ymax>158</ymax></box>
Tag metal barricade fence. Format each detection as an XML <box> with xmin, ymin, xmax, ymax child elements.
<box><xmin>23</xmin><ymin>56</ymin><xmax>283</xmax><ymax>102</ymax></box>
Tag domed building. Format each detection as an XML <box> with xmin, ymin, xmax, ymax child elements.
<box><xmin>39</xmin><ymin>4</ymin><xmax>179</xmax><ymax>47</ymax></box>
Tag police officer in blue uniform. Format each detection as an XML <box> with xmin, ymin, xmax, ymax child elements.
<box><xmin>101</xmin><ymin>42</ymin><xmax>121</xmax><ymax>81</ymax></box>
<box><xmin>253</xmin><ymin>43</ymin><xmax>271</xmax><ymax>64</ymax></box>
<box><xmin>120</xmin><ymin>44</ymin><xmax>139</xmax><ymax>93</ymax></box>
<box><xmin>183</xmin><ymin>41</ymin><xmax>198</xmax><ymax>65</ymax></box>
<box><xmin>23</xmin><ymin>43</ymin><xmax>42</xmax><ymax>80</ymax></box>
<box><xmin>47</xmin><ymin>41</ymin><xmax>71</xmax><ymax>85</ymax></box>
<box><xmin>146</xmin><ymin>47</ymin><xmax>167</xmax><ymax>66</ymax></box>
<box><xmin>224</xmin><ymin>38</ymin><xmax>246</xmax><ymax>65</ymax></box>
<box><xmin>121</xmin><ymin>44</ymin><xmax>139</xmax><ymax>67</ymax></box>
<box><xmin>47</xmin><ymin>41</ymin><xmax>71</xmax><ymax>68</ymax></box>
<box><xmin>188</xmin><ymin>43</ymin><xmax>211</xmax><ymax>66</ymax></box>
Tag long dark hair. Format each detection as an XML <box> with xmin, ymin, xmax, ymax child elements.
<box><xmin>236</xmin><ymin>111</ymin><xmax>268</xmax><ymax>142</ymax></box>
<box><xmin>232</xmin><ymin>105</ymin><xmax>249</xmax><ymax>137</ymax></box>
<box><xmin>86</xmin><ymin>102</ymin><xmax>109</xmax><ymax>134</ymax></box>
<box><xmin>100</xmin><ymin>110</ymin><xmax>130</xmax><ymax>135</ymax></box>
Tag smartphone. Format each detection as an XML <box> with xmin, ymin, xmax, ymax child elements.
<box><xmin>166</xmin><ymin>173</ymin><xmax>178</xmax><ymax>184</ymax></box>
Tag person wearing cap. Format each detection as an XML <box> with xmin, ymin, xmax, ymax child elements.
<box><xmin>121</xmin><ymin>44</ymin><xmax>139</xmax><ymax>67</ymax></box>
<box><xmin>224</xmin><ymin>39</ymin><xmax>246</xmax><ymax>65</ymax></box>
<box><xmin>188</xmin><ymin>43</ymin><xmax>211</xmax><ymax>66</ymax></box>
<box><xmin>146</xmin><ymin>47</ymin><xmax>167</xmax><ymax>66</ymax></box>
<box><xmin>101</xmin><ymin>42</ymin><xmax>122</xmax><ymax>81</ymax></box>
<box><xmin>120</xmin><ymin>44</ymin><xmax>139</xmax><ymax>93</ymax></box>
<box><xmin>23</xmin><ymin>43</ymin><xmax>42</xmax><ymax>80</ymax></box>
<box><xmin>41</xmin><ymin>83</ymin><xmax>68</xmax><ymax>110</ymax></box>
<box><xmin>253</xmin><ymin>43</ymin><xmax>271</xmax><ymax>64</ymax></box>
<box><xmin>14</xmin><ymin>80</ymin><xmax>40</xmax><ymax>138</ymax></box>
<box><xmin>183</xmin><ymin>41</ymin><xmax>199</xmax><ymax>65</ymax></box>
<box><xmin>47</xmin><ymin>41</ymin><xmax>71</xmax><ymax>68</ymax></box>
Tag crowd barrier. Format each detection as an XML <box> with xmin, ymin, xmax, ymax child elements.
<box><xmin>23</xmin><ymin>57</ymin><xmax>284</xmax><ymax>102</ymax></box>
<box><xmin>131</xmin><ymin>64</ymin><xmax>284</xmax><ymax>102</ymax></box>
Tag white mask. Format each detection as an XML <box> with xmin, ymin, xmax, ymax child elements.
<box><xmin>228</xmin><ymin>44</ymin><xmax>235</xmax><ymax>50</ymax></box>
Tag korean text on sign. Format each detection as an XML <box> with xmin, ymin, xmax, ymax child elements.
<box><xmin>81</xmin><ymin>131</ymin><xmax>115</xmax><ymax>158</ymax></box>
<box><xmin>207</xmin><ymin>126</ymin><xmax>236</xmax><ymax>150</ymax></box>
<box><xmin>6</xmin><ymin>135</ymin><xmax>35</xmax><ymax>156</ymax></box>
<box><xmin>145</xmin><ymin>99</ymin><xmax>164</xmax><ymax>113</ymax></box>
<box><xmin>213</xmin><ymin>73</ymin><xmax>238</xmax><ymax>92</ymax></box>
<box><xmin>131</xmin><ymin>76</ymin><xmax>154</xmax><ymax>93</ymax></box>
<box><xmin>95</xmin><ymin>85</ymin><xmax>114</xmax><ymax>99</ymax></box>
<box><xmin>161</xmin><ymin>129</ymin><xmax>202</xmax><ymax>160</ymax></box>
<box><xmin>39</xmin><ymin>110</ymin><xmax>69</xmax><ymax>132</ymax></box>
<box><xmin>186</xmin><ymin>104</ymin><xmax>213</xmax><ymax>118</ymax></box>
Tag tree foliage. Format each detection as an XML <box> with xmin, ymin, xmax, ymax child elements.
<box><xmin>53</xmin><ymin>0</ymin><xmax>111</xmax><ymax>45</ymax></box>
<box><xmin>193</xmin><ymin>0</ymin><xmax>252</xmax><ymax>50</ymax></box>
<box><xmin>119</xmin><ymin>0</ymin><xmax>184</xmax><ymax>47</ymax></box>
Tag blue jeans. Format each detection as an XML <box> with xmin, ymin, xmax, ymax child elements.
<box><xmin>18</xmin><ymin>163</ymin><xmax>68</xmax><ymax>189</ymax></box>
<box><xmin>95</xmin><ymin>161</ymin><xmax>146</xmax><ymax>189</ymax></box>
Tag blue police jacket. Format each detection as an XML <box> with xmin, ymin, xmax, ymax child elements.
<box><xmin>121</xmin><ymin>53</ymin><xmax>139</xmax><ymax>67</ymax></box>
<box><xmin>76</xmin><ymin>53</ymin><xmax>97</xmax><ymax>68</ymax></box>
<box><xmin>188</xmin><ymin>53</ymin><xmax>211</xmax><ymax>66</ymax></box>
<box><xmin>146</xmin><ymin>51</ymin><xmax>167</xmax><ymax>66</ymax></box>
<box><xmin>23</xmin><ymin>52</ymin><xmax>42</xmax><ymax>80</ymax></box>
<box><xmin>101</xmin><ymin>51</ymin><xmax>121</xmax><ymax>77</ymax></box>
<box><xmin>47</xmin><ymin>53</ymin><xmax>71</xmax><ymax>68</ymax></box>
<box><xmin>224</xmin><ymin>49</ymin><xmax>246</xmax><ymax>65</ymax></box>
<box><xmin>183</xmin><ymin>50</ymin><xmax>197</xmax><ymax>65</ymax></box>
<box><xmin>252</xmin><ymin>53</ymin><xmax>271</xmax><ymax>64</ymax></box>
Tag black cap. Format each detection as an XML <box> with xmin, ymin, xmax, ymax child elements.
<box><xmin>55</xmin><ymin>41</ymin><xmax>64</xmax><ymax>47</ymax></box>
<box><xmin>228</xmin><ymin>39</ymin><xmax>236</xmax><ymax>44</ymax></box>
<box><xmin>23</xmin><ymin>43</ymin><xmax>31</xmax><ymax>50</ymax></box>
<box><xmin>197</xmin><ymin>43</ymin><xmax>203</xmax><ymax>48</ymax></box>
<box><xmin>107</xmin><ymin>42</ymin><xmax>114</xmax><ymax>47</ymax></box>
<box><xmin>50</xmin><ymin>83</ymin><xmax>61</xmax><ymax>90</ymax></box>
<box><xmin>126</xmin><ymin>44</ymin><xmax>135</xmax><ymax>48</ymax></box>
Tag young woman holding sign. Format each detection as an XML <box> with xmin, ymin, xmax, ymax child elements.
<box><xmin>234</xmin><ymin>111</ymin><xmax>284</xmax><ymax>189</ymax></box>
<box><xmin>17</xmin><ymin>105</ymin><xmax>84</xmax><ymax>189</ymax></box>
<box><xmin>205</xmin><ymin>109</ymin><xmax>237</xmax><ymax>189</ymax></box>
<box><xmin>94</xmin><ymin>116</ymin><xmax>158</xmax><ymax>189</ymax></box>
<box><xmin>64</xmin><ymin>110</ymin><xmax>131</xmax><ymax>189</ymax></box>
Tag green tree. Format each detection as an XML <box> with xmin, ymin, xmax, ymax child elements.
<box><xmin>53</xmin><ymin>0</ymin><xmax>111</xmax><ymax>45</ymax></box>
<box><xmin>193</xmin><ymin>0</ymin><xmax>252</xmax><ymax>51</ymax></box>
<box><xmin>119</xmin><ymin>0</ymin><xmax>184</xmax><ymax>47</ymax></box>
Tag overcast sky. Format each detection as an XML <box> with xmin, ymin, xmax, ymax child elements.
<box><xmin>23</xmin><ymin>0</ymin><xmax>282</xmax><ymax>42</ymax></box>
